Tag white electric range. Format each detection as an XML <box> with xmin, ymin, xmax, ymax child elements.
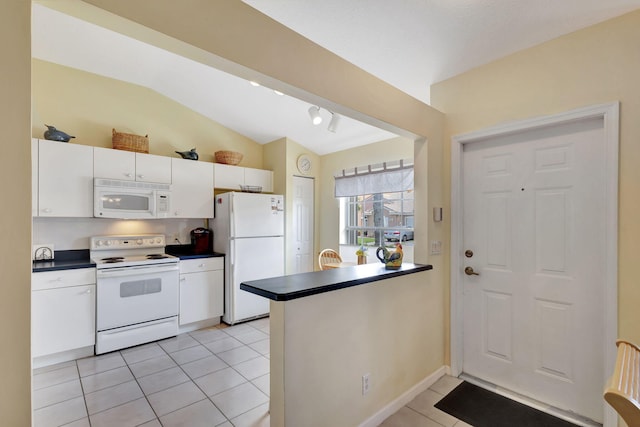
<box><xmin>90</xmin><ymin>234</ymin><xmax>179</xmax><ymax>354</ymax></box>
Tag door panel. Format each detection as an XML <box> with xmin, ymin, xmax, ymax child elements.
<box><xmin>292</xmin><ymin>176</ymin><xmax>314</xmax><ymax>273</ymax></box>
<box><xmin>462</xmin><ymin>117</ymin><xmax>605</xmax><ymax>422</ymax></box>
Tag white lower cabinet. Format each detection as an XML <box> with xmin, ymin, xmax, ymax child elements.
<box><xmin>32</xmin><ymin>268</ymin><xmax>96</xmax><ymax>358</ymax></box>
<box><xmin>179</xmin><ymin>257</ymin><xmax>224</xmax><ymax>325</ymax></box>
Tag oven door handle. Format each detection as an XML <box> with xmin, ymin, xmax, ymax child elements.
<box><xmin>97</xmin><ymin>264</ymin><xmax>179</xmax><ymax>278</ymax></box>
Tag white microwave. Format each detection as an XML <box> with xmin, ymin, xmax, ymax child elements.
<box><xmin>94</xmin><ymin>178</ymin><xmax>171</xmax><ymax>219</ymax></box>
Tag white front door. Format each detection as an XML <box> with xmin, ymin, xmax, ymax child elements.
<box><xmin>462</xmin><ymin>116</ymin><xmax>606</xmax><ymax>422</ymax></box>
<box><xmin>292</xmin><ymin>176</ymin><xmax>314</xmax><ymax>273</ymax></box>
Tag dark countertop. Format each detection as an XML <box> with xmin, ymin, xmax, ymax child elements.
<box><xmin>165</xmin><ymin>244</ymin><xmax>224</xmax><ymax>260</ymax></box>
<box><xmin>241</xmin><ymin>262</ymin><xmax>433</xmax><ymax>301</ymax></box>
<box><xmin>32</xmin><ymin>249</ymin><xmax>95</xmax><ymax>273</ymax></box>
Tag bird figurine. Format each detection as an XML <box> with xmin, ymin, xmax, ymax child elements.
<box><xmin>376</xmin><ymin>243</ymin><xmax>403</xmax><ymax>270</ymax></box>
<box><xmin>175</xmin><ymin>148</ymin><xmax>199</xmax><ymax>160</ymax></box>
<box><xmin>44</xmin><ymin>124</ymin><xmax>75</xmax><ymax>142</ymax></box>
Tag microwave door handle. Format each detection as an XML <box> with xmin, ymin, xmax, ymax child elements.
<box><xmin>97</xmin><ymin>264</ymin><xmax>178</xmax><ymax>278</ymax></box>
<box><xmin>150</xmin><ymin>191</ymin><xmax>156</xmax><ymax>216</ymax></box>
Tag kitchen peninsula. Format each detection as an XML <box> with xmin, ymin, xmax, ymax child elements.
<box><xmin>241</xmin><ymin>263</ymin><xmax>436</xmax><ymax>427</ymax></box>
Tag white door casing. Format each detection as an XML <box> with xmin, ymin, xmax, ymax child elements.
<box><xmin>292</xmin><ymin>176</ymin><xmax>314</xmax><ymax>273</ymax></box>
<box><xmin>450</xmin><ymin>103</ymin><xmax>618</xmax><ymax>426</ymax></box>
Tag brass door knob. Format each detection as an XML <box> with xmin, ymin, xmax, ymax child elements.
<box><xmin>464</xmin><ymin>266</ymin><xmax>480</xmax><ymax>276</ymax></box>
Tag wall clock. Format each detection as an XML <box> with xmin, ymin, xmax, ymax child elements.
<box><xmin>297</xmin><ymin>154</ymin><xmax>312</xmax><ymax>174</ymax></box>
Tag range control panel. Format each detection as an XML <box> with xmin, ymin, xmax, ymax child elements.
<box><xmin>90</xmin><ymin>234</ymin><xmax>165</xmax><ymax>251</ymax></box>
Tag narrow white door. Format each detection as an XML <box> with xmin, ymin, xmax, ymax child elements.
<box><xmin>292</xmin><ymin>176</ymin><xmax>314</xmax><ymax>274</ymax></box>
<box><xmin>462</xmin><ymin>117</ymin><xmax>606</xmax><ymax>422</ymax></box>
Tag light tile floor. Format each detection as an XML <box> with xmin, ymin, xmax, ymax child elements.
<box><xmin>33</xmin><ymin>318</ymin><xmax>271</xmax><ymax>427</ymax></box>
<box><xmin>381</xmin><ymin>375</ymin><xmax>472</xmax><ymax>427</ymax></box>
<box><xmin>33</xmin><ymin>317</ymin><xmax>470</xmax><ymax>427</ymax></box>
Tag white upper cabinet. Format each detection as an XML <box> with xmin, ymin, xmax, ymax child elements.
<box><xmin>244</xmin><ymin>167</ymin><xmax>273</xmax><ymax>193</ymax></box>
<box><xmin>38</xmin><ymin>140</ymin><xmax>94</xmax><ymax>217</ymax></box>
<box><xmin>213</xmin><ymin>163</ymin><xmax>274</xmax><ymax>193</ymax></box>
<box><xmin>32</xmin><ymin>139</ymin><xmax>38</xmax><ymax>216</ymax></box>
<box><xmin>171</xmin><ymin>158</ymin><xmax>214</xmax><ymax>218</ymax></box>
<box><xmin>94</xmin><ymin>147</ymin><xmax>171</xmax><ymax>184</ymax></box>
<box><xmin>93</xmin><ymin>147</ymin><xmax>136</xmax><ymax>180</ymax></box>
<box><xmin>135</xmin><ymin>152</ymin><xmax>172</xmax><ymax>184</ymax></box>
<box><xmin>213</xmin><ymin>163</ymin><xmax>245</xmax><ymax>191</ymax></box>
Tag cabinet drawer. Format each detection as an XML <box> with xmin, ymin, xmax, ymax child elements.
<box><xmin>32</xmin><ymin>268</ymin><xmax>96</xmax><ymax>291</ymax></box>
<box><xmin>179</xmin><ymin>257</ymin><xmax>223</xmax><ymax>274</ymax></box>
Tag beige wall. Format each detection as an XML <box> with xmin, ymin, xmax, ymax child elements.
<box><xmin>1</xmin><ymin>1</ymin><xmax>32</xmax><ymax>425</ymax></box>
<box><xmin>270</xmin><ymin>269</ymin><xmax>442</xmax><ymax>426</ymax></box>
<box><xmin>430</xmin><ymin>9</ymin><xmax>640</xmax><ymax>360</ymax></box>
<box><xmin>33</xmin><ymin>59</ymin><xmax>264</xmax><ymax>167</ymax></box>
<box><xmin>264</xmin><ymin>138</ymin><xmax>321</xmax><ymax>273</ymax></box>
<box><xmin>318</xmin><ymin>137</ymin><xmax>416</xmax><ymax>254</ymax></box>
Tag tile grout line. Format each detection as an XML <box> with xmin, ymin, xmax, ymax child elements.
<box><xmin>165</xmin><ymin>327</ymin><xmax>231</xmax><ymax>423</ymax></box>
<box><xmin>120</xmin><ymin>348</ymin><xmax>164</xmax><ymax>426</ymax></box>
<box><xmin>33</xmin><ymin>320</ymin><xmax>271</xmax><ymax>427</ymax></box>
<box><xmin>74</xmin><ymin>359</ymin><xmax>93</xmax><ymax>427</ymax></box>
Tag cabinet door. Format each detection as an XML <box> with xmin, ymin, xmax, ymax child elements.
<box><xmin>32</xmin><ymin>284</ymin><xmax>96</xmax><ymax>357</ymax></box>
<box><xmin>171</xmin><ymin>158</ymin><xmax>214</xmax><ymax>218</ymax></box>
<box><xmin>38</xmin><ymin>140</ymin><xmax>94</xmax><ymax>217</ymax></box>
<box><xmin>135</xmin><ymin>153</ymin><xmax>171</xmax><ymax>183</ymax></box>
<box><xmin>179</xmin><ymin>270</ymin><xmax>224</xmax><ymax>325</ymax></box>
<box><xmin>94</xmin><ymin>147</ymin><xmax>136</xmax><ymax>180</ymax></box>
<box><xmin>32</xmin><ymin>139</ymin><xmax>38</xmax><ymax>216</ymax></box>
<box><xmin>244</xmin><ymin>168</ymin><xmax>274</xmax><ymax>193</ymax></box>
<box><xmin>213</xmin><ymin>163</ymin><xmax>244</xmax><ymax>190</ymax></box>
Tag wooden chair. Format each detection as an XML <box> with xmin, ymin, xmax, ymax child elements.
<box><xmin>318</xmin><ymin>249</ymin><xmax>342</xmax><ymax>270</ymax></box>
<box><xmin>604</xmin><ymin>340</ymin><xmax>640</xmax><ymax>427</ymax></box>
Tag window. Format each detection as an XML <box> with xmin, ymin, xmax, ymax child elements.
<box><xmin>341</xmin><ymin>190</ymin><xmax>414</xmax><ymax>247</ymax></box>
<box><xmin>334</xmin><ymin>158</ymin><xmax>415</xmax><ymax>263</ymax></box>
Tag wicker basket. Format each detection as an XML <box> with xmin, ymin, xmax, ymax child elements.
<box><xmin>215</xmin><ymin>150</ymin><xmax>243</xmax><ymax>165</ymax></box>
<box><xmin>112</xmin><ymin>128</ymin><xmax>149</xmax><ymax>153</ymax></box>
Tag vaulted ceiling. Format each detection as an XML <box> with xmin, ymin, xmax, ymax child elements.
<box><xmin>32</xmin><ymin>1</ymin><xmax>640</xmax><ymax>154</ymax></box>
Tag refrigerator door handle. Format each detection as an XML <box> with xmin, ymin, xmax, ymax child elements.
<box><xmin>229</xmin><ymin>239</ymin><xmax>234</xmax><ymax>268</ymax></box>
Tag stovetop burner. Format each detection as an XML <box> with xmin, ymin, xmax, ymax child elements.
<box><xmin>90</xmin><ymin>234</ymin><xmax>178</xmax><ymax>269</ymax></box>
<box><xmin>102</xmin><ymin>257</ymin><xmax>125</xmax><ymax>262</ymax></box>
<box><xmin>146</xmin><ymin>254</ymin><xmax>168</xmax><ymax>259</ymax></box>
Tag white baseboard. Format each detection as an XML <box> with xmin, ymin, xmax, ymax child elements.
<box><xmin>32</xmin><ymin>345</ymin><xmax>94</xmax><ymax>369</ymax></box>
<box><xmin>178</xmin><ymin>317</ymin><xmax>221</xmax><ymax>334</ymax></box>
<box><xmin>359</xmin><ymin>365</ymin><xmax>448</xmax><ymax>427</ymax></box>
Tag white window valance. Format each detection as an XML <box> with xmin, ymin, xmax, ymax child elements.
<box><xmin>334</xmin><ymin>159</ymin><xmax>413</xmax><ymax>197</ymax></box>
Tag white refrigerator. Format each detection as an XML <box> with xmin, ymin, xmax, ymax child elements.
<box><xmin>213</xmin><ymin>192</ymin><xmax>285</xmax><ymax>324</ymax></box>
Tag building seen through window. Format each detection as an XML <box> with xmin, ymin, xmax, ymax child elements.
<box><xmin>339</xmin><ymin>190</ymin><xmax>414</xmax><ymax>263</ymax></box>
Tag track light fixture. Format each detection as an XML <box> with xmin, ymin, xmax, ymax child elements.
<box><xmin>328</xmin><ymin>112</ymin><xmax>340</xmax><ymax>133</ymax></box>
<box><xmin>308</xmin><ymin>106</ymin><xmax>322</xmax><ymax>125</ymax></box>
<box><xmin>308</xmin><ymin>106</ymin><xmax>341</xmax><ymax>132</ymax></box>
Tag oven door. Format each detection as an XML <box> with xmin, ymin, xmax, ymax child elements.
<box><xmin>96</xmin><ymin>263</ymin><xmax>179</xmax><ymax>331</ymax></box>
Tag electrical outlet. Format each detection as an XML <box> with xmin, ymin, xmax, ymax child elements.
<box><xmin>362</xmin><ymin>373</ymin><xmax>371</xmax><ymax>395</ymax></box>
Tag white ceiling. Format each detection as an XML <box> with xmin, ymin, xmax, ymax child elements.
<box><xmin>32</xmin><ymin>1</ymin><xmax>640</xmax><ymax>155</ymax></box>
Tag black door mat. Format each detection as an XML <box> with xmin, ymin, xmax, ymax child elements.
<box><xmin>434</xmin><ymin>381</ymin><xmax>579</xmax><ymax>427</ymax></box>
